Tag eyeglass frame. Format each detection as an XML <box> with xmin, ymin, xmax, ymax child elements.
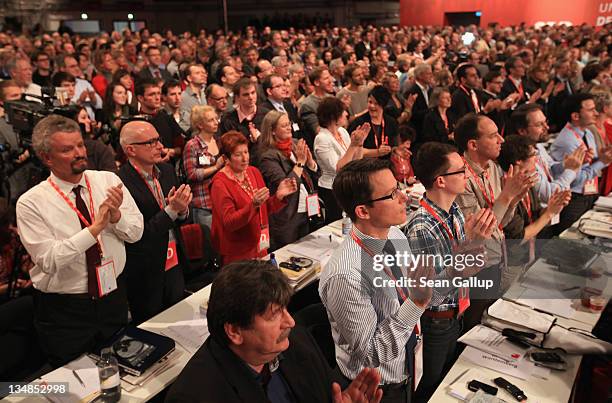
<box><xmin>437</xmin><ymin>165</ymin><xmax>467</xmax><ymax>178</ymax></box>
<box><xmin>129</xmin><ymin>136</ymin><xmax>161</xmax><ymax>147</ymax></box>
<box><xmin>361</xmin><ymin>183</ymin><xmax>404</xmax><ymax>204</ymax></box>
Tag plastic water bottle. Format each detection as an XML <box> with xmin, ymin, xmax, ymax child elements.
<box><xmin>98</xmin><ymin>347</ymin><xmax>121</xmax><ymax>402</ymax></box>
<box><xmin>341</xmin><ymin>213</ymin><xmax>352</xmax><ymax>236</ymax></box>
<box><xmin>269</xmin><ymin>253</ymin><xmax>278</xmax><ymax>267</ymax></box>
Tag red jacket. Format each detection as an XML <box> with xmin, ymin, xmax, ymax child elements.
<box><xmin>210</xmin><ymin>166</ymin><xmax>286</xmax><ymax>264</ymax></box>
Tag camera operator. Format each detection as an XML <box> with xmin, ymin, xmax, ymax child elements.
<box><xmin>64</xmin><ymin>106</ymin><xmax>117</xmax><ymax>173</ymax></box>
<box><xmin>0</xmin><ymin>80</ymin><xmax>36</xmax><ymax>202</ymax></box>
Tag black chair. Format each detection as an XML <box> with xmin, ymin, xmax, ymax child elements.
<box><xmin>0</xmin><ymin>296</ymin><xmax>48</xmax><ymax>384</ymax></box>
<box><xmin>180</xmin><ymin>223</ymin><xmax>219</xmax><ymax>293</ymax></box>
<box><xmin>293</xmin><ymin>303</ymin><xmax>336</xmax><ymax>369</ymax></box>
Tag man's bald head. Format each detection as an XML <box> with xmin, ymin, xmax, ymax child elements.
<box><xmin>119</xmin><ymin>120</ymin><xmax>158</xmax><ymax>149</ymax></box>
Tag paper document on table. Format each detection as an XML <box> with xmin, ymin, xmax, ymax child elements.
<box><xmin>286</xmin><ymin>233</ymin><xmax>342</xmax><ymax>261</ymax></box>
<box><xmin>462</xmin><ymin>346</ymin><xmax>537</xmax><ymax>381</ymax></box>
<box><xmin>161</xmin><ymin>318</ymin><xmax>209</xmax><ymax>354</ymax></box>
<box><xmin>39</xmin><ymin>355</ymin><xmax>100</xmax><ymax>402</ymax></box>
<box><xmin>458</xmin><ymin>325</ymin><xmax>528</xmax><ymax>362</ymax></box>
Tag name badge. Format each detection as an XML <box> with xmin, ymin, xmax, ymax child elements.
<box><xmin>458</xmin><ymin>287</ymin><xmax>470</xmax><ymax>315</ymax></box>
<box><xmin>413</xmin><ymin>333</ymin><xmax>423</xmax><ymax>391</ymax></box>
<box><xmin>292</xmin><ymin>122</ymin><xmax>300</xmax><ymax>132</ymax></box>
<box><xmin>306</xmin><ymin>193</ymin><xmax>320</xmax><ymax>217</ymax></box>
<box><xmin>550</xmin><ymin>213</ymin><xmax>560</xmax><ymax>225</ymax></box>
<box><xmin>198</xmin><ymin>155</ymin><xmax>211</xmax><ymax>166</ymax></box>
<box><xmin>165</xmin><ymin>240</ymin><xmax>179</xmax><ymax>271</ymax></box>
<box><xmin>96</xmin><ymin>258</ymin><xmax>117</xmax><ymax>297</ymax></box>
<box><xmin>258</xmin><ymin>226</ymin><xmax>270</xmax><ymax>252</ymax></box>
<box><xmin>583</xmin><ymin>177</ymin><xmax>599</xmax><ymax>195</ymax></box>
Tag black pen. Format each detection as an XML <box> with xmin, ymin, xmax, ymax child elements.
<box><xmin>72</xmin><ymin>369</ymin><xmax>86</xmax><ymax>387</ymax></box>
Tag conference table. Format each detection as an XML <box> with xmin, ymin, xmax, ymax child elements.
<box><xmin>5</xmin><ymin>220</ymin><xmax>340</xmax><ymax>402</ymax></box>
<box><xmin>430</xmin><ymin>212</ymin><xmax>611</xmax><ymax>402</ymax></box>
<box><xmin>8</xmin><ymin>205</ymin><xmax>610</xmax><ymax>402</ymax></box>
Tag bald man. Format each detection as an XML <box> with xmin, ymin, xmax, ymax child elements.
<box><xmin>118</xmin><ymin>121</ymin><xmax>193</xmax><ymax>323</ymax></box>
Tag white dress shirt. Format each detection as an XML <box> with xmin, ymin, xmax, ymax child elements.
<box><xmin>16</xmin><ymin>170</ymin><xmax>144</xmax><ymax>294</ymax></box>
<box><xmin>314</xmin><ymin>127</ymin><xmax>351</xmax><ymax>189</ymax></box>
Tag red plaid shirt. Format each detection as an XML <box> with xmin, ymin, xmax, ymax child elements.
<box><xmin>183</xmin><ymin>136</ymin><xmax>219</xmax><ymax>209</ymax></box>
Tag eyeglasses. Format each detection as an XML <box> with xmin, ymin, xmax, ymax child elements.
<box><xmin>210</xmin><ymin>95</ymin><xmax>228</xmax><ymax>101</ymax></box>
<box><xmin>438</xmin><ymin>165</ymin><xmax>466</xmax><ymax>177</ymax></box>
<box><xmin>130</xmin><ymin>137</ymin><xmax>161</xmax><ymax>147</ymax></box>
<box><xmin>362</xmin><ymin>183</ymin><xmax>403</xmax><ymax>204</ymax></box>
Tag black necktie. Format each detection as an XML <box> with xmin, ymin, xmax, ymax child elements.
<box><xmin>383</xmin><ymin>241</ymin><xmax>417</xmax><ymax>376</ymax></box>
<box><xmin>73</xmin><ymin>186</ymin><xmax>102</xmax><ymax>298</ymax></box>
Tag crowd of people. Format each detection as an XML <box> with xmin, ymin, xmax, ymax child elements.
<box><xmin>0</xmin><ymin>20</ymin><xmax>611</xmax><ymax>402</ymax></box>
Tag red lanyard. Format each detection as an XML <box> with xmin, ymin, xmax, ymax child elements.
<box><xmin>48</xmin><ymin>175</ymin><xmax>96</xmax><ymax>227</ymax></box>
<box><xmin>463</xmin><ymin>157</ymin><xmax>495</xmax><ymax>208</ymax></box>
<box><xmin>419</xmin><ymin>199</ymin><xmax>460</xmax><ymax>248</ymax></box>
<box><xmin>521</xmin><ymin>193</ymin><xmax>533</xmax><ymax>224</ymax></box>
<box><xmin>350</xmin><ymin>230</ymin><xmax>419</xmax><ymax>334</ymax></box>
<box><xmin>566</xmin><ymin>124</ymin><xmax>591</xmax><ymax>150</ymax></box>
<box><xmin>131</xmin><ymin>163</ymin><xmax>164</xmax><ymax>209</ymax></box>
<box><xmin>373</xmin><ymin>118</ymin><xmax>387</xmax><ymax>148</ymax></box>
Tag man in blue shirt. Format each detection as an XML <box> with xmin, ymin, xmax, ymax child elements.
<box><xmin>550</xmin><ymin>93</ymin><xmax>612</xmax><ymax>233</ymax></box>
<box><xmin>512</xmin><ymin>103</ymin><xmax>584</xmax><ymax>204</ymax></box>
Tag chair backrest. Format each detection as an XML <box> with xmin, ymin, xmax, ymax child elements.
<box><xmin>293</xmin><ymin>303</ymin><xmax>336</xmax><ymax>368</ymax></box>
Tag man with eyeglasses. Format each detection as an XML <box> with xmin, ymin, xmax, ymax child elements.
<box><xmin>260</xmin><ymin>74</ymin><xmax>304</xmax><ymax>139</ymax></box>
<box><xmin>550</xmin><ymin>93</ymin><xmax>612</xmax><ymax>233</ymax></box>
<box><xmin>480</xmin><ymin>70</ymin><xmax>518</xmax><ymax>134</ymax></box>
<box><xmin>16</xmin><ymin>115</ymin><xmax>143</xmax><ymax>366</ymax></box>
<box><xmin>500</xmin><ymin>56</ymin><xmax>542</xmax><ymax>107</ymax></box>
<box><xmin>512</xmin><ymin>103</ymin><xmax>584</xmax><ymax>204</ymax></box>
<box><xmin>205</xmin><ymin>84</ymin><xmax>228</xmax><ymax>120</ymax></box>
<box><xmin>32</xmin><ymin>50</ymin><xmax>52</xmax><ymax>88</ymax></box>
<box><xmin>404</xmin><ymin>142</ymin><xmax>497</xmax><ymax>402</ymax></box>
<box><xmin>453</xmin><ymin>113</ymin><xmax>534</xmax><ymax>329</ymax></box>
<box><xmin>118</xmin><ymin>120</ymin><xmax>193</xmax><ymax>323</ymax></box>
<box><xmin>320</xmin><ymin>158</ymin><xmax>448</xmax><ymax>403</ymax></box>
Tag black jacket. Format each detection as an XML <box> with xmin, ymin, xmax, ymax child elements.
<box><xmin>258</xmin><ymin>99</ymin><xmax>305</xmax><ymax>140</ymax></box>
<box><xmin>165</xmin><ymin>326</ymin><xmax>339</xmax><ymax>403</ymax></box>
<box><xmin>450</xmin><ymin>85</ymin><xmax>484</xmax><ymax>120</ymax></box>
<box><xmin>403</xmin><ymin>82</ymin><xmax>431</xmax><ymax>137</ymax></box>
<box><xmin>348</xmin><ymin>112</ymin><xmax>399</xmax><ymax>150</ymax></box>
<box><xmin>118</xmin><ymin>162</ymin><xmax>188</xmax><ymax>322</ymax></box>
<box><xmin>422</xmin><ymin>108</ymin><xmax>457</xmax><ymax>144</ymax></box>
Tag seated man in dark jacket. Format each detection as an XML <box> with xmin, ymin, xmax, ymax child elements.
<box><xmin>165</xmin><ymin>260</ymin><xmax>383</xmax><ymax>403</ymax></box>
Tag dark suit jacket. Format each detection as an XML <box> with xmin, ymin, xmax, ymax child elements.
<box><xmin>450</xmin><ymin>86</ymin><xmax>484</xmax><ymax>120</ymax></box>
<box><xmin>348</xmin><ymin>112</ymin><xmax>399</xmax><ymax>151</ymax></box>
<box><xmin>258</xmin><ymin>98</ymin><xmax>305</xmax><ymax>140</ymax></box>
<box><xmin>118</xmin><ymin>162</ymin><xmax>188</xmax><ymax>322</ymax></box>
<box><xmin>257</xmin><ymin>144</ymin><xmax>318</xmax><ymax>248</ymax></box>
<box><xmin>479</xmin><ymin>90</ymin><xmax>511</xmax><ymax>135</ymax></box>
<box><xmin>219</xmin><ymin>107</ymin><xmax>268</xmax><ymax>165</ymax></box>
<box><xmin>500</xmin><ymin>77</ymin><xmax>531</xmax><ymax>106</ymax></box>
<box><xmin>138</xmin><ymin>66</ymin><xmax>173</xmax><ymax>82</ymax></box>
<box><xmin>355</xmin><ymin>41</ymin><xmax>371</xmax><ymax>60</ymax></box>
<box><xmin>403</xmin><ymin>82</ymin><xmax>431</xmax><ymax>137</ymax></box>
<box><xmin>422</xmin><ymin>108</ymin><xmax>457</xmax><ymax>144</ymax></box>
<box><xmin>548</xmin><ymin>78</ymin><xmax>575</xmax><ymax>133</ymax></box>
<box><xmin>165</xmin><ymin>327</ymin><xmax>339</xmax><ymax>403</ymax></box>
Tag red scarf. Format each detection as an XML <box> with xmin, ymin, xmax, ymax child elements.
<box><xmin>275</xmin><ymin>138</ymin><xmax>293</xmax><ymax>159</ymax></box>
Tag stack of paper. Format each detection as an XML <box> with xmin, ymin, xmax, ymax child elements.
<box><xmin>458</xmin><ymin>325</ymin><xmax>528</xmax><ymax>362</ymax></box>
<box><xmin>594</xmin><ymin>196</ymin><xmax>612</xmax><ymax>212</ymax></box>
<box><xmin>40</xmin><ymin>356</ymin><xmax>100</xmax><ymax>403</ymax></box>
<box><xmin>121</xmin><ymin>349</ymin><xmax>183</xmax><ymax>392</ymax></box>
<box><xmin>161</xmin><ymin>318</ymin><xmax>209</xmax><ymax>354</ymax></box>
<box><xmin>285</xmin><ymin>233</ymin><xmax>342</xmax><ymax>262</ymax></box>
<box><xmin>579</xmin><ymin>210</ymin><xmax>612</xmax><ymax>239</ymax></box>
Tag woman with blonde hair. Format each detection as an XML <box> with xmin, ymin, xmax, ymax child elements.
<box><xmin>183</xmin><ymin>105</ymin><xmax>224</xmax><ymax>227</ymax></box>
<box><xmin>257</xmin><ymin>110</ymin><xmax>319</xmax><ymax>249</ymax></box>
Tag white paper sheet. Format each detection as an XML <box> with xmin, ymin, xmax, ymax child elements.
<box><xmin>161</xmin><ymin>319</ymin><xmax>209</xmax><ymax>354</ymax></box>
<box><xmin>39</xmin><ymin>355</ymin><xmax>100</xmax><ymax>403</ymax></box>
